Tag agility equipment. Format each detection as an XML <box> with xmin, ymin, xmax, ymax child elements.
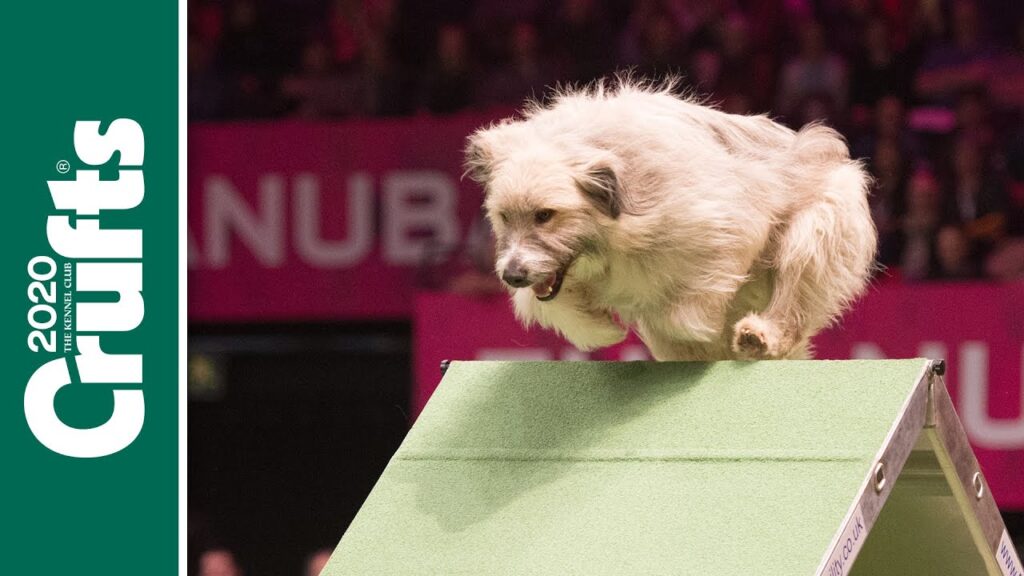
<box><xmin>323</xmin><ymin>359</ymin><xmax>1022</xmax><ymax>575</ymax></box>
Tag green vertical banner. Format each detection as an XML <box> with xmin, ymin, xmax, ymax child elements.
<box><xmin>2</xmin><ymin>2</ymin><xmax>179</xmax><ymax>574</ymax></box>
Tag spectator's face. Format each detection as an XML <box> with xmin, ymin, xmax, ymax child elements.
<box><xmin>908</xmin><ymin>170</ymin><xmax>940</xmax><ymax>214</ymax></box>
<box><xmin>690</xmin><ymin>50</ymin><xmax>720</xmax><ymax>87</ymax></box>
<box><xmin>199</xmin><ymin>550</ymin><xmax>242</xmax><ymax>576</ymax></box>
<box><xmin>937</xmin><ymin>226</ymin><xmax>970</xmax><ymax>272</ymax></box>
<box><xmin>305</xmin><ymin>550</ymin><xmax>332</xmax><ymax>576</ymax></box>
<box><xmin>438</xmin><ymin>26</ymin><xmax>468</xmax><ymax>68</ymax></box>
<box><xmin>511</xmin><ymin>23</ymin><xmax>539</xmax><ymax>60</ymax></box>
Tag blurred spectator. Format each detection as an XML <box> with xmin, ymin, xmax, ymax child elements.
<box><xmin>326</xmin><ymin>0</ymin><xmax>362</xmax><ymax>66</ymax></box>
<box><xmin>361</xmin><ymin>28</ymin><xmax>409</xmax><ymax>116</ymax></box>
<box><xmin>280</xmin><ymin>38</ymin><xmax>365</xmax><ymax>118</ymax></box>
<box><xmin>218</xmin><ymin>0</ymin><xmax>284</xmax><ymax>118</ymax></box>
<box><xmin>776</xmin><ymin>18</ymin><xmax>848</xmax><ymax>124</ymax></box>
<box><xmin>907</xmin><ymin>0</ymin><xmax>946</xmax><ymax>48</ymax></box>
<box><xmin>304</xmin><ymin>548</ymin><xmax>332</xmax><ymax>576</ymax></box>
<box><xmin>419</xmin><ymin>23</ymin><xmax>476</xmax><ymax>114</ymax></box>
<box><xmin>219</xmin><ymin>0</ymin><xmax>267</xmax><ymax>74</ymax></box>
<box><xmin>796</xmin><ymin>92</ymin><xmax>841</xmax><ymax>127</ymax></box>
<box><xmin>626</xmin><ymin>8</ymin><xmax>688</xmax><ymax>78</ymax></box>
<box><xmin>189</xmin><ymin>0</ymin><xmax>224</xmax><ymax>46</ymax></box>
<box><xmin>327</xmin><ymin>0</ymin><xmax>408</xmax><ymax>116</ymax></box>
<box><xmin>852</xmin><ymin>95</ymin><xmax>921</xmax><ymax>161</ymax></box>
<box><xmin>819</xmin><ymin>0</ymin><xmax>874</xmax><ymax>57</ymax></box>
<box><xmin>955</xmin><ymin>88</ymin><xmax>996</xmax><ymax>148</ymax></box>
<box><xmin>545</xmin><ymin>0</ymin><xmax>615</xmax><ymax>84</ymax></box>
<box><xmin>849</xmin><ymin>18</ymin><xmax>914</xmax><ymax>111</ymax></box>
<box><xmin>680</xmin><ymin>0</ymin><xmax>732</xmax><ymax>51</ymax></box>
<box><xmin>935</xmin><ymin>225</ymin><xmax>980</xmax><ymax>279</ymax></box>
<box><xmin>188</xmin><ymin>32</ymin><xmax>223</xmax><ymax>120</ymax></box>
<box><xmin>1006</xmin><ymin>121</ymin><xmax>1024</xmax><ymax>233</ymax></box>
<box><xmin>684</xmin><ymin>11</ymin><xmax>772</xmax><ymax>112</ymax></box>
<box><xmin>989</xmin><ymin>18</ymin><xmax>1024</xmax><ymax>108</ymax></box>
<box><xmin>199</xmin><ymin>548</ymin><xmax>243</xmax><ymax>576</ymax></box>
<box><xmin>469</xmin><ymin>0</ymin><xmax>546</xmax><ymax>59</ymax></box>
<box><xmin>324</xmin><ymin>0</ymin><xmax>399</xmax><ymax>67</ymax></box>
<box><xmin>478</xmin><ymin>21</ymin><xmax>555</xmax><ymax>107</ymax></box>
<box><xmin>868</xmin><ymin>138</ymin><xmax>909</xmax><ymax>267</ymax></box>
<box><xmin>901</xmin><ymin>166</ymin><xmax>944</xmax><ymax>281</ymax></box>
<box><xmin>915</xmin><ymin>0</ymin><xmax>995</xmax><ymax>105</ymax></box>
<box><xmin>618</xmin><ymin>0</ymin><xmax>662</xmax><ymax>65</ymax></box>
<box><xmin>713</xmin><ymin>12</ymin><xmax>773</xmax><ymax>112</ymax></box>
<box><xmin>945</xmin><ymin>135</ymin><xmax>1009</xmax><ymax>261</ymax></box>
<box><xmin>447</xmin><ymin>214</ymin><xmax>503</xmax><ymax>296</ymax></box>
<box><xmin>986</xmin><ymin>237</ymin><xmax>1024</xmax><ymax>279</ymax></box>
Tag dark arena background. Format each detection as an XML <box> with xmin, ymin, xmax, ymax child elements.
<box><xmin>187</xmin><ymin>1</ymin><xmax>1024</xmax><ymax>574</ymax></box>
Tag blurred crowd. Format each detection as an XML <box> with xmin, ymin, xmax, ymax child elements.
<box><xmin>188</xmin><ymin>0</ymin><xmax>1024</xmax><ymax>281</ymax></box>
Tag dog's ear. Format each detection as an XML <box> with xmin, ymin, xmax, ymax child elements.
<box><xmin>463</xmin><ymin>132</ymin><xmax>495</xmax><ymax>184</ymax></box>
<box><xmin>576</xmin><ymin>164</ymin><xmax>622</xmax><ymax>219</ymax></box>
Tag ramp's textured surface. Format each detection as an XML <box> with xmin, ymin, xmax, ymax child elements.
<box><xmin>324</xmin><ymin>359</ymin><xmax>929</xmax><ymax>576</ymax></box>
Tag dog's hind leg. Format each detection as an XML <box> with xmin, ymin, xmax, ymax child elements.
<box><xmin>637</xmin><ymin>321</ymin><xmax>733</xmax><ymax>361</ymax></box>
<box><xmin>732</xmin><ymin>164</ymin><xmax>876</xmax><ymax>360</ymax></box>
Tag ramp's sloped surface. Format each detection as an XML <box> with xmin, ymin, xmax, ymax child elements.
<box><xmin>325</xmin><ymin>359</ymin><xmax>928</xmax><ymax>575</ymax></box>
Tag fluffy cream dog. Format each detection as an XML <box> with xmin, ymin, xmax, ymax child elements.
<box><xmin>465</xmin><ymin>79</ymin><xmax>877</xmax><ymax>360</ymax></box>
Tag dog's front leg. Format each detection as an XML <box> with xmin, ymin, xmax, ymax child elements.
<box><xmin>513</xmin><ymin>289</ymin><xmax>626</xmax><ymax>351</ymax></box>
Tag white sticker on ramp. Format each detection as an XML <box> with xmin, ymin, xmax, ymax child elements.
<box><xmin>998</xmin><ymin>529</ymin><xmax>1023</xmax><ymax>576</ymax></box>
<box><xmin>821</xmin><ymin>504</ymin><xmax>867</xmax><ymax>576</ymax></box>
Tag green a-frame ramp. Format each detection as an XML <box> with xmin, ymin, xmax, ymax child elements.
<box><xmin>323</xmin><ymin>360</ymin><xmax>1022</xmax><ymax>575</ymax></box>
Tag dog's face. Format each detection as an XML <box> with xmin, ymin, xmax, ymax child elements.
<box><xmin>465</xmin><ymin>125</ymin><xmax>622</xmax><ymax>301</ymax></box>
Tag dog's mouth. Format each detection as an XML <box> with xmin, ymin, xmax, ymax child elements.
<box><xmin>532</xmin><ymin>268</ymin><xmax>566</xmax><ymax>301</ymax></box>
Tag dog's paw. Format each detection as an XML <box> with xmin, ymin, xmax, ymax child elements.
<box><xmin>731</xmin><ymin>314</ymin><xmax>783</xmax><ymax>360</ymax></box>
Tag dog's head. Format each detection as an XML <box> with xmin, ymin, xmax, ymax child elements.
<box><xmin>465</xmin><ymin>122</ymin><xmax>625</xmax><ymax>301</ymax></box>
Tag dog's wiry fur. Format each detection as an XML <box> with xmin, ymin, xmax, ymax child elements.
<box><xmin>465</xmin><ymin>78</ymin><xmax>877</xmax><ymax>360</ymax></box>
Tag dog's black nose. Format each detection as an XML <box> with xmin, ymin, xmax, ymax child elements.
<box><xmin>502</xmin><ymin>263</ymin><xmax>531</xmax><ymax>288</ymax></box>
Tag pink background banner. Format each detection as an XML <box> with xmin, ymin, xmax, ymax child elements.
<box><xmin>414</xmin><ymin>283</ymin><xmax>1024</xmax><ymax>507</ymax></box>
<box><xmin>188</xmin><ymin>116</ymin><xmax>502</xmax><ymax>320</ymax></box>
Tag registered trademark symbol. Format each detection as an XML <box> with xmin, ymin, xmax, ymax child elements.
<box><xmin>55</xmin><ymin>160</ymin><xmax>70</xmax><ymax>174</ymax></box>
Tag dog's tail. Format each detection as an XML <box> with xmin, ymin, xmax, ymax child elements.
<box><xmin>792</xmin><ymin>124</ymin><xmax>850</xmax><ymax>164</ymax></box>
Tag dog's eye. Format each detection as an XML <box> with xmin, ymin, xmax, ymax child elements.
<box><xmin>499</xmin><ymin>212</ymin><xmax>509</xmax><ymax>224</ymax></box>
<box><xmin>534</xmin><ymin>209</ymin><xmax>554</xmax><ymax>224</ymax></box>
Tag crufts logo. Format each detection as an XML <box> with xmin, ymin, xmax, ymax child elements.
<box><xmin>24</xmin><ymin>119</ymin><xmax>145</xmax><ymax>458</ymax></box>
